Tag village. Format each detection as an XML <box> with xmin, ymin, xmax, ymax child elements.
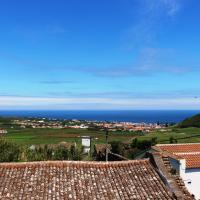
<box><xmin>12</xmin><ymin>118</ymin><xmax>166</xmax><ymax>132</ymax></box>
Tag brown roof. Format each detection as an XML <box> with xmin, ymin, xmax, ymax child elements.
<box><xmin>178</xmin><ymin>153</ymin><xmax>200</xmax><ymax>168</ymax></box>
<box><xmin>154</xmin><ymin>143</ymin><xmax>200</xmax><ymax>169</ymax></box>
<box><xmin>94</xmin><ymin>144</ymin><xmax>112</xmax><ymax>154</ymax></box>
<box><xmin>156</xmin><ymin>143</ymin><xmax>200</xmax><ymax>153</ymax></box>
<box><xmin>149</xmin><ymin>152</ymin><xmax>195</xmax><ymax>200</ymax></box>
<box><xmin>0</xmin><ymin>160</ymin><xmax>175</xmax><ymax>200</ymax></box>
<box><xmin>150</xmin><ymin>153</ymin><xmax>195</xmax><ymax>200</ymax></box>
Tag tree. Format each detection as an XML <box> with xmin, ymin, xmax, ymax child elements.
<box><xmin>136</xmin><ymin>140</ymin><xmax>152</xmax><ymax>150</ymax></box>
<box><xmin>131</xmin><ymin>138</ymin><xmax>138</xmax><ymax>148</ymax></box>
<box><xmin>0</xmin><ymin>139</ymin><xmax>21</xmax><ymax>162</ymax></box>
<box><xmin>109</xmin><ymin>141</ymin><xmax>124</xmax><ymax>155</ymax></box>
<box><xmin>70</xmin><ymin>145</ymin><xmax>80</xmax><ymax>160</ymax></box>
<box><xmin>151</xmin><ymin>137</ymin><xmax>158</xmax><ymax>146</ymax></box>
<box><xmin>53</xmin><ymin>146</ymin><xmax>69</xmax><ymax>160</ymax></box>
<box><xmin>131</xmin><ymin>137</ymin><xmax>157</xmax><ymax>150</ymax></box>
<box><xmin>169</xmin><ymin>136</ymin><xmax>177</xmax><ymax>144</ymax></box>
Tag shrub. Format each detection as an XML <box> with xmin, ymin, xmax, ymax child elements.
<box><xmin>53</xmin><ymin>146</ymin><xmax>69</xmax><ymax>160</ymax></box>
<box><xmin>0</xmin><ymin>139</ymin><xmax>21</xmax><ymax>162</ymax></box>
<box><xmin>169</xmin><ymin>136</ymin><xmax>177</xmax><ymax>144</ymax></box>
<box><xmin>109</xmin><ymin>141</ymin><xmax>124</xmax><ymax>155</ymax></box>
<box><xmin>131</xmin><ymin>137</ymin><xmax>158</xmax><ymax>150</ymax></box>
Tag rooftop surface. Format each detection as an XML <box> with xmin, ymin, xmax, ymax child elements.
<box><xmin>155</xmin><ymin>143</ymin><xmax>200</xmax><ymax>169</ymax></box>
<box><xmin>0</xmin><ymin>160</ymin><xmax>174</xmax><ymax>200</ymax></box>
<box><xmin>156</xmin><ymin>143</ymin><xmax>200</xmax><ymax>153</ymax></box>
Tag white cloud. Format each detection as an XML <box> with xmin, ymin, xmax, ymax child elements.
<box><xmin>142</xmin><ymin>0</ymin><xmax>181</xmax><ymax>17</ymax></box>
<box><xmin>126</xmin><ymin>0</ymin><xmax>182</xmax><ymax>48</ymax></box>
<box><xmin>161</xmin><ymin>0</ymin><xmax>181</xmax><ymax>16</ymax></box>
<box><xmin>0</xmin><ymin>96</ymin><xmax>199</xmax><ymax>110</ymax></box>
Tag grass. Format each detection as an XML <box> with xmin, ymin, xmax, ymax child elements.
<box><xmin>4</xmin><ymin>128</ymin><xmax>137</xmax><ymax>145</ymax></box>
<box><xmin>3</xmin><ymin>126</ymin><xmax>200</xmax><ymax>146</ymax></box>
<box><xmin>138</xmin><ymin>127</ymin><xmax>200</xmax><ymax>143</ymax></box>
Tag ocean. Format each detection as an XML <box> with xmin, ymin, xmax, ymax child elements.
<box><xmin>0</xmin><ymin>110</ymin><xmax>199</xmax><ymax>123</ymax></box>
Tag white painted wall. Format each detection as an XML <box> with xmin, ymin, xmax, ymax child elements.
<box><xmin>82</xmin><ymin>137</ymin><xmax>91</xmax><ymax>147</ymax></box>
<box><xmin>81</xmin><ymin>137</ymin><xmax>91</xmax><ymax>153</ymax></box>
<box><xmin>181</xmin><ymin>168</ymin><xmax>200</xmax><ymax>200</ymax></box>
<box><xmin>169</xmin><ymin>158</ymin><xmax>200</xmax><ymax>200</ymax></box>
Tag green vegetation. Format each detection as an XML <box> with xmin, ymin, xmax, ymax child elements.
<box><xmin>26</xmin><ymin>144</ymin><xmax>81</xmax><ymax>161</ymax></box>
<box><xmin>0</xmin><ymin>139</ymin><xmax>21</xmax><ymax>162</ymax></box>
<box><xmin>137</xmin><ymin>127</ymin><xmax>200</xmax><ymax>144</ymax></box>
<box><xmin>138</xmin><ymin>127</ymin><xmax>200</xmax><ymax>143</ymax></box>
<box><xmin>3</xmin><ymin>126</ymin><xmax>200</xmax><ymax>148</ymax></box>
<box><xmin>3</xmin><ymin>128</ymin><xmax>138</xmax><ymax>145</ymax></box>
<box><xmin>178</xmin><ymin>113</ymin><xmax>200</xmax><ymax>128</ymax></box>
<box><xmin>0</xmin><ymin>117</ymin><xmax>18</xmax><ymax>129</ymax></box>
<box><xmin>0</xmin><ymin>139</ymin><xmax>82</xmax><ymax>162</ymax></box>
<box><xmin>1</xmin><ymin>116</ymin><xmax>200</xmax><ymax>162</ymax></box>
<box><xmin>109</xmin><ymin>141</ymin><xmax>125</xmax><ymax>154</ymax></box>
<box><xmin>131</xmin><ymin>137</ymin><xmax>157</xmax><ymax>150</ymax></box>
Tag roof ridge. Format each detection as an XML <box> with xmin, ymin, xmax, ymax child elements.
<box><xmin>0</xmin><ymin>159</ymin><xmax>149</xmax><ymax>167</ymax></box>
<box><xmin>175</xmin><ymin>152</ymin><xmax>200</xmax><ymax>155</ymax></box>
<box><xmin>156</xmin><ymin>143</ymin><xmax>200</xmax><ymax>146</ymax></box>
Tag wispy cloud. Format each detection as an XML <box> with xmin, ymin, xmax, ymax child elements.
<box><xmin>160</xmin><ymin>0</ymin><xmax>181</xmax><ymax>17</ymax></box>
<box><xmin>1</xmin><ymin>0</ymin><xmax>192</xmax><ymax>79</ymax></box>
<box><xmin>142</xmin><ymin>0</ymin><xmax>181</xmax><ymax>17</ymax></box>
<box><xmin>40</xmin><ymin>80</ymin><xmax>74</xmax><ymax>85</ymax></box>
<box><xmin>46</xmin><ymin>89</ymin><xmax>200</xmax><ymax>99</ymax></box>
<box><xmin>0</xmin><ymin>95</ymin><xmax>199</xmax><ymax>110</ymax></box>
<box><xmin>51</xmin><ymin>47</ymin><xmax>197</xmax><ymax>77</ymax></box>
<box><xmin>125</xmin><ymin>0</ymin><xmax>182</xmax><ymax>48</ymax></box>
<box><xmin>1</xmin><ymin>47</ymin><xmax>198</xmax><ymax>78</ymax></box>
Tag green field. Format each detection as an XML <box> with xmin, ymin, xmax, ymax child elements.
<box><xmin>4</xmin><ymin>128</ymin><xmax>138</xmax><ymax>145</ymax></box>
<box><xmin>139</xmin><ymin>127</ymin><xmax>200</xmax><ymax>143</ymax></box>
<box><xmin>3</xmin><ymin>126</ymin><xmax>200</xmax><ymax>146</ymax></box>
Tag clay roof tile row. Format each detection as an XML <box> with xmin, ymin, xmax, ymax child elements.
<box><xmin>155</xmin><ymin>143</ymin><xmax>200</xmax><ymax>169</ymax></box>
<box><xmin>0</xmin><ymin>160</ymin><xmax>175</xmax><ymax>200</ymax></box>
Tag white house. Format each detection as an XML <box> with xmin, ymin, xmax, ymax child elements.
<box><xmin>154</xmin><ymin>143</ymin><xmax>200</xmax><ymax>200</ymax></box>
<box><xmin>0</xmin><ymin>129</ymin><xmax>7</xmax><ymax>134</ymax></box>
<box><xmin>81</xmin><ymin>136</ymin><xmax>91</xmax><ymax>153</ymax></box>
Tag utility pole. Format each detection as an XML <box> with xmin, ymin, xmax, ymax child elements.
<box><xmin>105</xmin><ymin>128</ymin><xmax>109</xmax><ymax>162</ymax></box>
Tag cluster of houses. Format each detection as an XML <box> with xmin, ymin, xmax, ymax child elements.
<box><xmin>99</xmin><ymin>122</ymin><xmax>164</xmax><ymax>132</ymax></box>
<box><xmin>0</xmin><ymin>128</ymin><xmax>7</xmax><ymax>136</ymax></box>
<box><xmin>13</xmin><ymin>119</ymin><xmax>64</xmax><ymax>129</ymax></box>
<box><xmin>13</xmin><ymin>119</ymin><xmax>91</xmax><ymax>129</ymax></box>
<box><xmin>12</xmin><ymin>118</ymin><xmax>164</xmax><ymax>132</ymax></box>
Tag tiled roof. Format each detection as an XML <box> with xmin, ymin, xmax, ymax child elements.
<box><xmin>156</xmin><ymin>143</ymin><xmax>200</xmax><ymax>153</ymax></box>
<box><xmin>150</xmin><ymin>152</ymin><xmax>195</xmax><ymax>200</ymax></box>
<box><xmin>178</xmin><ymin>153</ymin><xmax>200</xmax><ymax>168</ymax></box>
<box><xmin>0</xmin><ymin>160</ymin><xmax>175</xmax><ymax>200</ymax></box>
<box><xmin>154</xmin><ymin>143</ymin><xmax>200</xmax><ymax>169</ymax></box>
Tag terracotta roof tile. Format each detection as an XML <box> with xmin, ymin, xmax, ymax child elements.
<box><xmin>0</xmin><ymin>160</ymin><xmax>175</xmax><ymax>200</ymax></box>
<box><xmin>155</xmin><ymin>143</ymin><xmax>200</xmax><ymax>169</ymax></box>
<box><xmin>178</xmin><ymin>153</ymin><xmax>200</xmax><ymax>168</ymax></box>
<box><xmin>156</xmin><ymin>143</ymin><xmax>200</xmax><ymax>153</ymax></box>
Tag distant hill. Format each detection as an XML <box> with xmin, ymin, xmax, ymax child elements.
<box><xmin>179</xmin><ymin>114</ymin><xmax>200</xmax><ymax>128</ymax></box>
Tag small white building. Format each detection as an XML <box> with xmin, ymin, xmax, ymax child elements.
<box><xmin>0</xmin><ymin>129</ymin><xmax>7</xmax><ymax>134</ymax></box>
<box><xmin>81</xmin><ymin>136</ymin><xmax>91</xmax><ymax>153</ymax></box>
<box><xmin>154</xmin><ymin>143</ymin><xmax>200</xmax><ymax>200</ymax></box>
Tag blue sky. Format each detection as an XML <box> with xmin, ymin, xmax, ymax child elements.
<box><xmin>0</xmin><ymin>0</ymin><xmax>200</xmax><ymax>110</ymax></box>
